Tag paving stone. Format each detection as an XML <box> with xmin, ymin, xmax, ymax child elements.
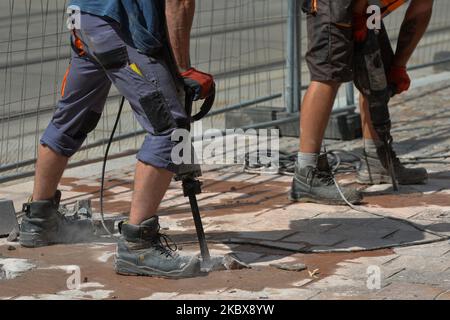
<box><xmin>382</xmin><ymin>255</ymin><xmax>450</xmax><ymax>273</ymax></box>
<box><xmin>442</xmin><ymin>249</ymin><xmax>450</xmax><ymax>259</ymax></box>
<box><xmin>382</xmin><ymin>267</ymin><xmax>407</xmax><ymax>280</ymax></box>
<box><xmin>233</xmin><ymin>251</ymin><xmax>266</xmax><ymax>264</ymax></box>
<box><xmin>333</xmin><ymin>239</ymin><xmax>398</xmax><ymax>251</ymax></box>
<box><xmin>312</xmin><ymin>210</ymin><xmax>375</xmax><ymax>223</ymax></box>
<box><xmin>365</xmin><ymin>207</ymin><xmax>425</xmax><ymax>220</ymax></box>
<box><xmin>363</xmin><ymin>184</ymin><xmax>395</xmax><ymax>194</ymax></box>
<box><xmin>387</xmin><ymin>269</ymin><xmax>450</xmax><ymax>287</ymax></box>
<box><xmin>250</xmin><ymin>255</ymin><xmax>297</xmax><ymax>267</ymax></box>
<box><xmin>308</xmin><ymin>274</ymin><xmax>369</xmax><ymax>293</ymax></box>
<box><xmin>292</xmin><ymin>278</ymin><xmax>314</xmax><ymax>287</ymax></box>
<box><xmin>317</xmin><ymin>219</ymin><xmax>426</xmax><ymax>250</ymax></box>
<box><xmin>366</xmin><ymin>217</ymin><xmax>421</xmax><ymax>232</ymax></box>
<box><xmin>284</xmin><ymin>220</ymin><xmax>343</xmax><ymax>233</ymax></box>
<box><xmin>226</xmin><ymin>237</ymin><xmax>307</xmax><ymax>252</ymax></box>
<box><xmin>381</xmin><ymin>229</ymin><xmax>442</xmax><ymax>245</ymax></box>
<box><xmin>262</xmin><ymin>206</ymin><xmax>331</xmax><ymax>220</ymax></box>
<box><xmin>374</xmin><ymin>282</ymin><xmax>446</xmax><ymax>300</ymax></box>
<box><xmin>141</xmin><ymin>292</ymin><xmax>180</xmax><ymax>300</ymax></box>
<box><xmin>235</xmin><ymin>230</ymin><xmax>298</xmax><ymax>242</ymax></box>
<box><xmin>283</xmin><ymin>232</ymin><xmax>346</xmax><ymax>247</ymax></box>
<box><xmin>414</xmin><ymin>221</ymin><xmax>450</xmax><ymax>237</ymax></box>
<box><xmin>412</xmin><ymin>208</ymin><xmax>450</xmax><ymax>222</ymax></box>
<box><xmin>217</xmin><ymin>288</ymin><xmax>320</xmax><ymax>300</ymax></box>
<box><xmin>311</xmin><ymin>292</ymin><xmax>379</xmax><ymax>300</ymax></box>
<box><xmin>269</xmin><ymin>262</ymin><xmax>307</xmax><ymax>272</ymax></box>
<box><xmin>333</xmin><ymin>255</ymin><xmax>400</xmax><ymax>280</ymax></box>
<box><xmin>394</xmin><ymin>241</ymin><xmax>450</xmax><ymax>257</ymax></box>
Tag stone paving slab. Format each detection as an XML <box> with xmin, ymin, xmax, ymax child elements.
<box><xmin>373</xmin><ymin>282</ymin><xmax>447</xmax><ymax>300</ymax></box>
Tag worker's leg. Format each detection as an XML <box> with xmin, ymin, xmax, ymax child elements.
<box><xmin>32</xmin><ymin>60</ymin><xmax>111</xmax><ymax>200</ymax></box>
<box><xmin>77</xmin><ymin>13</ymin><xmax>200</xmax><ymax>277</ymax></box>
<box><xmin>299</xmin><ymin>81</ymin><xmax>340</xmax><ymax>154</ymax></box>
<box><xmin>290</xmin><ymin>0</ymin><xmax>361</xmax><ymax>204</ymax></box>
<box><xmin>104</xmin><ymin>48</ymin><xmax>187</xmax><ymax>224</ymax></box>
<box><xmin>129</xmin><ymin>162</ymin><xmax>173</xmax><ymax>225</ymax></box>
<box><xmin>20</xmin><ymin>29</ymin><xmax>112</xmax><ymax>247</ymax></box>
<box><xmin>32</xmin><ymin>146</ymin><xmax>69</xmax><ymax>201</ymax></box>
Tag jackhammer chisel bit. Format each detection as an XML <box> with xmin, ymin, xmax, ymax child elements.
<box><xmin>180</xmin><ymin>174</ymin><xmax>212</xmax><ymax>267</ymax></box>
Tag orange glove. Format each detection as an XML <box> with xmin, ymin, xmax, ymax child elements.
<box><xmin>353</xmin><ymin>13</ymin><xmax>368</xmax><ymax>43</ymax></box>
<box><xmin>180</xmin><ymin>68</ymin><xmax>215</xmax><ymax>101</ymax></box>
<box><xmin>388</xmin><ymin>66</ymin><xmax>411</xmax><ymax>94</ymax></box>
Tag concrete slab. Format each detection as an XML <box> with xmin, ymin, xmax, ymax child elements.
<box><xmin>374</xmin><ymin>282</ymin><xmax>446</xmax><ymax>300</ymax></box>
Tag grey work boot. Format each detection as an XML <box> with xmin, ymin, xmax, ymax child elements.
<box><xmin>289</xmin><ymin>154</ymin><xmax>362</xmax><ymax>205</ymax></box>
<box><xmin>357</xmin><ymin>145</ymin><xmax>428</xmax><ymax>185</ymax></box>
<box><xmin>20</xmin><ymin>191</ymin><xmax>95</xmax><ymax>248</ymax></box>
<box><xmin>114</xmin><ymin>216</ymin><xmax>201</xmax><ymax>278</ymax></box>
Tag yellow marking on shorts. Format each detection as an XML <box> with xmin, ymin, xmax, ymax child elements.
<box><xmin>130</xmin><ymin>63</ymin><xmax>143</xmax><ymax>77</ymax></box>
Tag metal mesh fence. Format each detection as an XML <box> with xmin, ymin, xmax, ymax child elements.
<box><xmin>1</xmin><ymin>0</ymin><xmax>450</xmax><ymax>182</ymax></box>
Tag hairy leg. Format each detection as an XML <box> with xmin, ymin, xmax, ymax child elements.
<box><xmin>300</xmin><ymin>81</ymin><xmax>341</xmax><ymax>153</ymax></box>
<box><xmin>129</xmin><ymin>161</ymin><xmax>174</xmax><ymax>225</ymax></box>
<box><xmin>33</xmin><ymin>145</ymin><xmax>69</xmax><ymax>201</ymax></box>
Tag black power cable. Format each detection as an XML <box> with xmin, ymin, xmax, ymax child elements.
<box><xmin>99</xmin><ymin>96</ymin><xmax>126</xmax><ymax>238</ymax></box>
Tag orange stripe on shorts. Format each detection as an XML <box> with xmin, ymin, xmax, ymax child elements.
<box><xmin>61</xmin><ymin>64</ymin><xmax>71</xmax><ymax>98</ymax></box>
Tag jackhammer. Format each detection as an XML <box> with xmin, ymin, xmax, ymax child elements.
<box><xmin>353</xmin><ymin>27</ymin><xmax>399</xmax><ymax>191</ymax></box>
<box><xmin>98</xmin><ymin>81</ymin><xmax>245</xmax><ymax>272</ymax></box>
<box><xmin>175</xmin><ymin>87</ymin><xmax>216</xmax><ymax>271</ymax></box>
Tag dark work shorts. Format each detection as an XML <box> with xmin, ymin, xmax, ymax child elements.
<box><xmin>303</xmin><ymin>0</ymin><xmax>355</xmax><ymax>83</ymax></box>
<box><xmin>303</xmin><ymin>0</ymin><xmax>393</xmax><ymax>83</ymax></box>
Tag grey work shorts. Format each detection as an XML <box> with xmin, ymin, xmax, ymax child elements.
<box><xmin>41</xmin><ymin>12</ymin><xmax>188</xmax><ymax>172</ymax></box>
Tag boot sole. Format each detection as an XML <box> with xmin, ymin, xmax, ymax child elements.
<box><xmin>19</xmin><ymin>232</ymin><xmax>52</xmax><ymax>248</ymax></box>
<box><xmin>356</xmin><ymin>172</ymin><xmax>392</xmax><ymax>185</ymax></box>
<box><xmin>19</xmin><ymin>231</ymin><xmax>96</xmax><ymax>248</ymax></box>
<box><xmin>288</xmin><ymin>193</ymin><xmax>361</xmax><ymax>206</ymax></box>
<box><xmin>114</xmin><ymin>258</ymin><xmax>201</xmax><ymax>279</ymax></box>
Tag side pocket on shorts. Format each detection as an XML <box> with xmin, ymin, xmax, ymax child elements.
<box><xmin>139</xmin><ymin>92</ymin><xmax>178</xmax><ymax>135</ymax></box>
<box><xmin>73</xmin><ymin>111</ymin><xmax>102</xmax><ymax>139</ymax></box>
<box><xmin>95</xmin><ymin>46</ymin><xmax>129</xmax><ymax>70</ymax></box>
<box><xmin>306</xmin><ymin>13</ymin><xmax>330</xmax><ymax>62</ymax></box>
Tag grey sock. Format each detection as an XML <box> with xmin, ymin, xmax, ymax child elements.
<box><xmin>297</xmin><ymin>152</ymin><xmax>319</xmax><ymax>169</ymax></box>
<box><xmin>364</xmin><ymin>139</ymin><xmax>382</xmax><ymax>154</ymax></box>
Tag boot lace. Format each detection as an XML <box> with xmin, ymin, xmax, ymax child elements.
<box><xmin>307</xmin><ymin>167</ymin><xmax>335</xmax><ymax>186</ymax></box>
<box><xmin>153</xmin><ymin>231</ymin><xmax>179</xmax><ymax>258</ymax></box>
